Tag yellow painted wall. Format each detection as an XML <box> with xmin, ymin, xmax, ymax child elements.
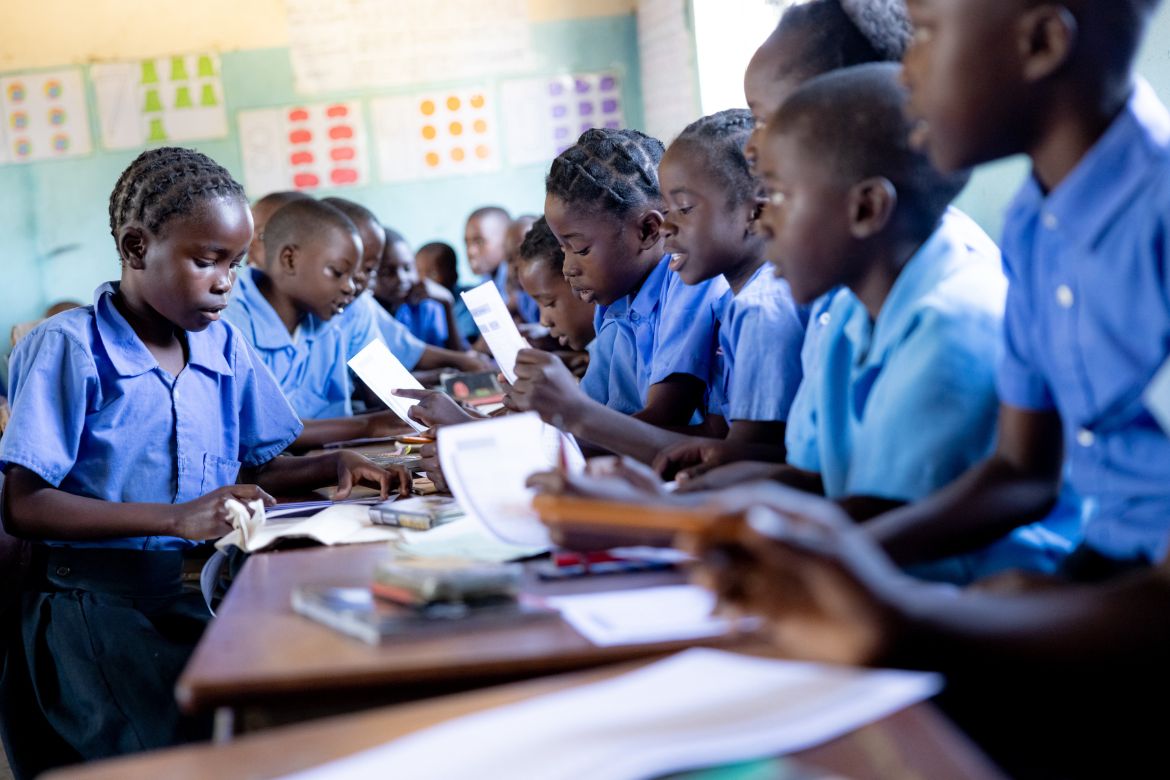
<box><xmin>0</xmin><ymin>0</ymin><xmax>635</xmax><ymax>70</ymax></box>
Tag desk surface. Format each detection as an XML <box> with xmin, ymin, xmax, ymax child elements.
<box><xmin>178</xmin><ymin>543</ymin><xmax>769</xmax><ymax>714</ymax></box>
<box><xmin>55</xmin><ymin>658</ymin><xmax>1004</xmax><ymax>780</ymax></box>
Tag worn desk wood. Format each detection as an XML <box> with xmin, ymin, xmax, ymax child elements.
<box><xmin>54</xmin><ymin>659</ymin><xmax>1004</xmax><ymax>780</ymax></box>
<box><xmin>177</xmin><ymin>543</ymin><xmax>767</xmax><ymax>718</ymax></box>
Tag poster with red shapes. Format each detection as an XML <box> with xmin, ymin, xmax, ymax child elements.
<box><xmin>237</xmin><ymin>100</ymin><xmax>368</xmax><ymax>195</ymax></box>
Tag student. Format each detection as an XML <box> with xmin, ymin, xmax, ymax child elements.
<box><xmin>859</xmin><ymin>0</ymin><xmax>1170</xmax><ymax>582</ymax></box>
<box><xmin>465</xmin><ymin>206</ymin><xmax>536</xmax><ymax>315</ymax></box>
<box><xmin>374</xmin><ymin>229</ymin><xmax>459</xmax><ymax>349</ymax></box>
<box><xmin>246</xmin><ymin>190</ymin><xmax>310</xmax><ymax>268</ymax></box>
<box><xmin>418</xmin><ymin>240</ymin><xmax>478</xmax><ymax>345</ymax></box>
<box><xmin>505</xmin><ymin>127</ymin><xmax>729</xmax><ymax>452</ymax></box>
<box><xmin>503</xmin><ymin>214</ymin><xmax>541</xmax><ymax>324</ymax></box>
<box><xmin>0</xmin><ymin>148</ymin><xmax>404</xmax><ymax>774</ymax></box>
<box><xmin>514</xmin><ymin>217</ymin><xmax>596</xmax><ymax>359</ymax></box>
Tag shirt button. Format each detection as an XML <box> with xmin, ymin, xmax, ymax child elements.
<box><xmin>1076</xmin><ymin>428</ymin><xmax>1095</xmax><ymax>448</ymax></box>
<box><xmin>818</xmin><ymin>312</ymin><xmax>831</xmax><ymax>327</ymax></box>
<box><xmin>1055</xmin><ymin>285</ymin><xmax>1074</xmax><ymax>309</ymax></box>
<box><xmin>1043</xmin><ymin>212</ymin><xmax>1059</xmax><ymax>230</ymax></box>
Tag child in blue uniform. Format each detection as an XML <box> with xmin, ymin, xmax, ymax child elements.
<box><xmin>514</xmin><ymin>217</ymin><xmax>597</xmax><ymax>368</ymax></box>
<box><xmin>507</xmin><ymin>128</ymin><xmax>728</xmax><ymax>453</ymax></box>
<box><xmin>374</xmin><ymin>229</ymin><xmax>457</xmax><ymax>349</ymax></box>
<box><xmin>0</xmin><ymin>148</ymin><xmax>404</xmax><ymax>774</ymax></box>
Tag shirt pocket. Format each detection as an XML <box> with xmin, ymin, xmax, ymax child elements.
<box><xmin>200</xmin><ymin>453</ymin><xmax>242</xmax><ymax>495</ymax></box>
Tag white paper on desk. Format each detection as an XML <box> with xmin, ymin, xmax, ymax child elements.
<box><xmin>1145</xmin><ymin>356</ymin><xmax>1170</xmax><ymax>435</ymax></box>
<box><xmin>460</xmin><ymin>281</ymin><xmax>529</xmax><ymax>383</ymax></box>
<box><xmin>347</xmin><ymin>339</ymin><xmax>427</xmax><ymax>433</ymax></box>
<box><xmin>437</xmin><ymin>412</ymin><xmax>584</xmax><ymax>548</ymax></box>
<box><xmin>544</xmin><ymin>585</ymin><xmax>757</xmax><ymax>647</ymax></box>
<box><xmin>215</xmin><ymin>504</ymin><xmax>399</xmax><ymax>552</ymax></box>
<box><xmin>392</xmin><ymin>515</ymin><xmax>546</xmax><ymax>562</ymax></box>
<box><xmin>276</xmin><ymin>647</ymin><xmax>942</xmax><ymax>780</ymax></box>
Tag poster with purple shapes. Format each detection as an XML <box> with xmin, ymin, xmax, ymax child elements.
<box><xmin>500</xmin><ymin>71</ymin><xmax>624</xmax><ymax>167</ymax></box>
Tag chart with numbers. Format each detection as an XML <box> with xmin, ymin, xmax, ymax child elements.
<box><xmin>91</xmin><ymin>53</ymin><xmax>228</xmax><ymax>149</ymax></box>
<box><xmin>500</xmin><ymin>72</ymin><xmax>624</xmax><ymax>167</ymax></box>
<box><xmin>371</xmin><ymin>86</ymin><xmax>501</xmax><ymax>183</ymax></box>
<box><xmin>0</xmin><ymin>69</ymin><xmax>92</xmax><ymax>163</ymax></box>
<box><xmin>237</xmin><ymin>101</ymin><xmax>369</xmax><ymax>195</ymax></box>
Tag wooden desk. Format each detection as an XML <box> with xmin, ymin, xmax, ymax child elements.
<box><xmin>53</xmin><ymin>659</ymin><xmax>1005</xmax><ymax>780</ymax></box>
<box><xmin>178</xmin><ymin>543</ymin><xmax>769</xmax><ymax>724</ymax></box>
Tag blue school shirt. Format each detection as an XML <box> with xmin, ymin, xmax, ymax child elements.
<box><xmin>0</xmin><ymin>283</ymin><xmax>302</xmax><ymax>550</ymax></box>
<box><xmin>708</xmin><ymin>265</ymin><xmax>806</xmax><ymax>422</ymax></box>
<box><xmin>224</xmin><ymin>267</ymin><xmax>357</xmax><ymax>419</ymax></box>
<box><xmin>394</xmin><ymin>299</ymin><xmax>449</xmax><ymax>347</ymax></box>
<box><xmin>998</xmin><ymin>79</ymin><xmax>1170</xmax><ymax>563</ymax></box>
<box><xmin>579</xmin><ymin>255</ymin><xmax>728</xmax><ymax>414</ymax></box>
<box><xmin>785</xmin><ymin>288</ymin><xmax>847</xmax><ymax>465</ymax></box>
<box><xmin>491</xmin><ymin>262</ymin><xmax>540</xmax><ymax>324</ymax></box>
<box><xmin>340</xmin><ymin>292</ymin><xmax>428</xmax><ymax>371</ymax></box>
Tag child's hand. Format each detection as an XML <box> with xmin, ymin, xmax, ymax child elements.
<box><xmin>175</xmin><ymin>484</ymin><xmax>276</xmax><ymax>541</ymax></box>
<box><xmin>393</xmin><ymin>389</ymin><xmax>478</xmax><ymax>428</ymax></box>
<box><xmin>653</xmin><ymin>438</ymin><xmax>744</xmax><ymax>481</ymax></box>
<box><xmin>687</xmin><ymin>496</ymin><xmax>907</xmax><ymax>666</ymax></box>
<box><xmin>556</xmin><ymin>350</ymin><xmax>590</xmax><ymax>378</ymax></box>
<box><xmin>414</xmin><ymin>440</ymin><xmax>449</xmax><ymax>492</ymax></box>
<box><xmin>674</xmin><ymin>460</ymin><xmax>786</xmax><ymax>493</ymax></box>
<box><xmin>0</xmin><ymin>398</ymin><xmax>10</xmax><ymax>434</ymax></box>
<box><xmin>334</xmin><ymin>450</ymin><xmax>410</xmax><ymax>500</ymax></box>
<box><xmin>509</xmin><ymin>349</ymin><xmax>585</xmax><ymax>422</ymax></box>
<box><xmin>366</xmin><ymin>410</ymin><xmax>414</xmax><ymax>439</ymax></box>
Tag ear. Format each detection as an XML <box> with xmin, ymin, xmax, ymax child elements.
<box><xmin>745</xmin><ymin>193</ymin><xmax>767</xmax><ymax>237</ymax></box>
<box><xmin>118</xmin><ymin>226</ymin><xmax>149</xmax><ymax>270</ymax></box>
<box><xmin>633</xmin><ymin>208</ymin><xmax>665</xmax><ymax>251</ymax></box>
<box><xmin>847</xmin><ymin>177</ymin><xmax>897</xmax><ymax>240</ymax></box>
<box><xmin>1018</xmin><ymin>4</ymin><xmax>1077</xmax><ymax>83</ymax></box>
<box><xmin>276</xmin><ymin>243</ymin><xmax>298</xmax><ymax>275</ymax></box>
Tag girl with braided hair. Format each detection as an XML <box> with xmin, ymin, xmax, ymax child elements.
<box><xmin>506</xmin><ymin>127</ymin><xmax>729</xmax><ymax>460</ymax></box>
<box><xmin>0</xmin><ymin>147</ymin><xmax>406</xmax><ymax>774</ymax></box>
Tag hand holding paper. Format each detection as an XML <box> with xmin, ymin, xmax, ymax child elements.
<box><xmin>347</xmin><ymin>340</ymin><xmax>428</xmax><ymax>433</ymax></box>
<box><xmin>460</xmin><ymin>282</ymin><xmax>530</xmax><ymax>383</ymax></box>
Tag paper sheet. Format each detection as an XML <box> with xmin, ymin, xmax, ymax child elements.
<box><xmin>1145</xmin><ymin>356</ymin><xmax>1170</xmax><ymax>435</ymax></box>
<box><xmin>544</xmin><ymin>585</ymin><xmax>756</xmax><ymax>647</ymax></box>
<box><xmin>437</xmin><ymin>412</ymin><xmax>583</xmax><ymax>548</ymax></box>
<box><xmin>91</xmin><ymin>53</ymin><xmax>228</xmax><ymax>149</ymax></box>
<box><xmin>277</xmin><ymin>647</ymin><xmax>942</xmax><ymax>780</ymax></box>
<box><xmin>216</xmin><ymin>504</ymin><xmax>398</xmax><ymax>553</ymax></box>
<box><xmin>347</xmin><ymin>339</ymin><xmax>427</xmax><ymax>433</ymax></box>
<box><xmin>459</xmin><ymin>281</ymin><xmax>529</xmax><ymax>383</ymax></box>
<box><xmin>392</xmin><ymin>515</ymin><xmax>546</xmax><ymax>563</ymax></box>
<box><xmin>237</xmin><ymin>101</ymin><xmax>369</xmax><ymax>195</ymax></box>
<box><xmin>0</xmin><ymin>69</ymin><xmax>92</xmax><ymax>163</ymax></box>
<box><xmin>500</xmin><ymin>72</ymin><xmax>625</xmax><ymax>167</ymax></box>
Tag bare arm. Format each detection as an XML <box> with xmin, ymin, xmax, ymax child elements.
<box><xmin>414</xmin><ymin>345</ymin><xmax>493</xmax><ymax>373</ymax></box>
<box><xmin>292</xmin><ymin>411</ymin><xmax>411</xmax><ymax>451</ymax></box>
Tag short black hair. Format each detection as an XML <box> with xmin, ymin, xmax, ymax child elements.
<box><xmin>263</xmin><ymin>199</ymin><xmax>359</xmax><ymax>257</ymax></box>
<box><xmin>383</xmin><ymin>227</ymin><xmax>406</xmax><ymax>246</ymax></box>
<box><xmin>109</xmin><ymin>146</ymin><xmax>246</xmax><ymax>245</ymax></box>
<box><xmin>545</xmin><ymin>127</ymin><xmax>665</xmax><ymax>217</ymax></box>
<box><xmin>322</xmin><ymin>196</ymin><xmax>381</xmax><ymax>232</ymax></box>
<box><xmin>468</xmin><ymin>205</ymin><xmax>511</xmax><ymax>224</ymax></box>
<box><xmin>672</xmin><ymin>109</ymin><xmax>756</xmax><ymax>209</ymax></box>
<box><xmin>252</xmin><ymin>190</ymin><xmax>310</xmax><ymax>212</ymax></box>
<box><xmin>773</xmin><ymin>0</ymin><xmax>910</xmax><ymax>82</ymax></box>
<box><xmin>516</xmin><ymin>216</ymin><xmax>565</xmax><ymax>275</ymax></box>
<box><xmin>417</xmin><ymin>241</ymin><xmax>458</xmax><ymax>274</ymax></box>
<box><xmin>1066</xmin><ymin>0</ymin><xmax>1164</xmax><ymax>82</ymax></box>
<box><xmin>771</xmin><ymin>63</ymin><xmax>969</xmax><ymax>234</ymax></box>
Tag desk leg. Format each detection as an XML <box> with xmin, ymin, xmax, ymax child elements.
<box><xmin>212</xmin><ymin>707</ymin><xmax>236</xmax><ymax>744</ymax></box>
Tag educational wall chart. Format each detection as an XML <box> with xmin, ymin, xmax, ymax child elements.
<box><xmin>90</xmin><ymin>53</ymin><xmax>228</xmax><ymax>149</ymax></box>
<box><xmin>371</xmin><ymin>86</ymin><xmax>500</xmax><ymax>182</ymax></box>
<box><xmin>0</xmin><ymin>69</ymin><xmax>91</xmax><ymax>163</ymax></box>
<box><xmin>500</xmin><ymin>72</ymin><xmax>624</xmax><ymax>167</ymax></box>
<box><xmin>285</xmin><ymin>0</ymin><xmax>535</xmax><ymax>94</ymax></box>
<box><xmin>237</xmin><ymin>101</ymin><xmax>369</xmax><ymax>194</ymax></box>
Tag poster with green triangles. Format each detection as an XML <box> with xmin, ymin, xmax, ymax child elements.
<box><xmin>90</xmin><ymin>53</ymin><xmax>227</xmax><ymax>150</ymax></box>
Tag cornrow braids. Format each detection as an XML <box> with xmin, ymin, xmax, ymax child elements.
<box><xmin>109</xmin><ymin>147</ymin><xmax>246</xmax><ymax>248</ymax></box>
<box><xmin>516</xmin><ymin>216</ymin><xmax>565</xmax><ymax>275</ymax></box>
<box><xmin>673</xmin><ymin>109</ymin><xmax>757</xmax><ymax>209</ymax></box>
<box><xmin>776</xmin><ymin>0</ymin><xmax>908</xmax><ymax>82</ymax></box>
<box><xmin>545</xmin><ymin>128</ymin><xmax>666</xmax><ymax>217</ymax></box>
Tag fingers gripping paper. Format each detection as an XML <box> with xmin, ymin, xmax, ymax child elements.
<box><xmin>438</xmin><ymin>412</ymin><xmax>584</xmax><ymax>547</ymax></box>
<box><xmin>347</xmin><ymin>340</ymin><xmax>428</xmax><ymax>433</ymax></box>
<box><xmin>460</xmin><ymin>281</ymin><xmax>529</xmax><ymax>383</ymax></box>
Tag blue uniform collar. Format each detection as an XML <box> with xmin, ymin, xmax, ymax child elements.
<box><xmin>1011</xmin><ymin>79</ymin><xmax>1170</xmax><ymax>250</ymax></box>
<box><xmin>236</xmin><ymin>267</ymin><xmax>328</xmax><ymax>350</ymax></box>
<box><xmin>628</xmin><ymin>254</ymin><xmax>670</xmax><ymax>321</ymax></box>
<box><xmin>93</xmin><ymin>282</ymin><xmax>233</xmax><ymax>378</ymax></box>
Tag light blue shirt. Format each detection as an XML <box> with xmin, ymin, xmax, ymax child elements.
<box><xmin>708</xmin><ymin>265</ymin><xmax>806</xmax><ymax>422</ymax></box>
<box><xmin>785</xmin><ymin>288</ymin><xmax>846</xmax><ymax>465</ymax></box>
<box><xmin>786</xmin><ymin>212</ymin><xmax>1007</xmax><ymax>499</ymax></box>
<box><xmin>998</xmin><ymin>80</ymin><xmax>1170</xmax><ymax>562</ymax></box>
<box><xmin>339</xmin><ymin>292</ymin><xmax>427</xmax><ymax>371</ymax></box>
<box><xmin>0</xmin><ymin>282</ymin><xmax>302</xmax><ymax>550</ymax></box>
<box><xmin>224</xmin><ymin>267</ymin><xmax>356</xmax><ymax>419</ymax></box>
<box><xmin>580</xmin><ymin>255</ymin><xmax>728</xmax><ymax>414</ymax></box>
<box><xmin>394</xmin><ymin>299</ymin><xmax>449</xmax><ymax>347</ymax></box>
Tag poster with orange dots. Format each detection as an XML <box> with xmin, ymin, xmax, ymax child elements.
<box><xmin>371</xmin><ymin>87</ymin><xmax>500</xmax><ymax>182</ymax></box>
<box><xmin>237</xmin><ymin>101</ymin><xmax>369</xmax><ymax>195</ymax></box>
<box><xmin>0</xmin><ymin>69</ymin><xmax>92</xmax><ymax>164</ymax></box>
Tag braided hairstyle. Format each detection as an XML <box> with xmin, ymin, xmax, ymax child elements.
<box><xmin>672</xmin><ymin>109</ymin><xmax>757</xmax><ymax>209</ymax></box>
<box><xmin>545</xmin><ymin>128</ymin><xmax>665</xmax><ymax>217</ymax></box>
<box><xmin>776</xmin><ymin>0</ymin><xmax>910</xmax><ymax>82</ymax></box>
<box><xmin>108</xmin><ymin>147</ymin><xmax>246</xmax><ymax>254</ymax></box>
<box><xmin>516</xmin><ymin>216</ymin><xmax>565</xmax><ymax>275</ymax></box>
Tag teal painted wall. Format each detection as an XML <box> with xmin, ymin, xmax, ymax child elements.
<box><xmin>0</xmin><ymin>14</ymin><xmax>641</xmax><ymax>370</ymax></box>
